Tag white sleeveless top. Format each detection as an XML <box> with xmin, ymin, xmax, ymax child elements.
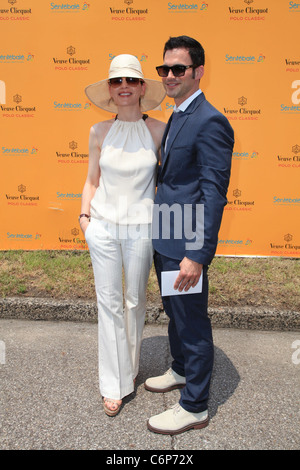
<box><xmin>90</xmin><ymin>117</ymin><xmax>158</xmax><ymax>225</ymax></box>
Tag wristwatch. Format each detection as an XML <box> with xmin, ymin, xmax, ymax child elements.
<box><xmin>78</xmin><ymin>213</ymin><xmax>91</xmax><ymax>223</ymax></box>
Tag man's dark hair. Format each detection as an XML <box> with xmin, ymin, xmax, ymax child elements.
<box><xmin>163</xmin><ymin>36</ymin><xmax>205</xmax><ymax>67</ymax></box>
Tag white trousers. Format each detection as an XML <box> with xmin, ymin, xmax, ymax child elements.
<box><xmin>85</xmin><ymin>217</ymin><xmax>153</xmax><ymax>400</ymax></box>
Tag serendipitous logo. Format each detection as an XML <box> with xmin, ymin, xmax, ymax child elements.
<box><xmin>280</xmin><ymin>80</ymin><xmax>300</xmax><ymax>114</ymax></box>
<box><xmin>225</xmin><ymin>53</ymin><xmax>265</xmax><ymax>63</ymax></box>
<box><xmin>56</xmin><ymin>191</ymin><xmax>82</xmax><ymax>200</ymax></box>
<box><xmin>167</xmin><ymin>2</ymin><xmax>207</xmax><ymax>12</ymax></box>
<box><xmin>289</xmin><ymin>2</ymin><xmax>300</xmax><ymax>12</ymax></box>
<box><xmin>108</xmin><ymin>53</ymin><xmax>148</xmax><ymax>62</ymax></box>
<box><xmin>233</xmin><ymin>150</ymin><xmax>258</xmax><ymax>160</ymax></box>
<box><xmin>218</xmin><ymin>238</ymin><xmax>252</xmax><ymax>247</ymax></box>
<box><xmin>1</xmin><ymin>146</ymin><xmax>38</xmax><ymax>156</ymax></box>
<box><xmin>53</xmin><ymin>101</ymin><xmax>90</xmax><ymax>110</ymax></box>
<box><xmin>273</xmin><ymin>196</ymin><xmax>300</xmax><ymax>206</ymax></box>
<box><xmin>50</xmin><ymin>2</ymin><xmax>90</xmax><ymax>12</ymax></box>
<box><xmin>0</xmin><ymin>53</ymin><xmax>34</xmax><ymax>63</ymax></box>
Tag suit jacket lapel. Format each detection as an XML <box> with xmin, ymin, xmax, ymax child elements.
<box><xmin>161</xmin><ymin>118</ymin><xmax>171</xmax><ymax>162</ymax></box>
<box><xmin>161</xmin><ymin>113</ymin><xmax>188</xmax><ymax>173</ymax></box>
<box><xmin>160</xmin><ymin>93</ymin><xmax>206</xmax><ymax>174</ymax></box>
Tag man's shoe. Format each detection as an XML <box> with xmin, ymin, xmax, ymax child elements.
<box><xmin>147</xmin><ymin>403</ymin><xmax>209</xmax><ymax>436</ymax></box>
<box><xmin>144</xmin><ymin>368</ymin><xmax>186</xmax><ymax>393</ymax></box>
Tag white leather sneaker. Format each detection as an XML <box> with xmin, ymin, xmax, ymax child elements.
<box><xmin>147</xmin><ymin>403</ymin><xmax>209</xmax><ymax>435</ymax></box>
<box><xmin>144</xmin><ymin>368</ymin><xmax>186</xmax><ymax>393</ymax></box>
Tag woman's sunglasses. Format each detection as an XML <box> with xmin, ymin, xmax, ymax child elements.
<box><xmin>108</xmin><ymin>77</ymin><xmax>144</xmax><ymax>87</ymax></box>
<box><xmin>156</xmin><ymin>64</ymin><xmax>194</xmax><ymax>78</ymax></box>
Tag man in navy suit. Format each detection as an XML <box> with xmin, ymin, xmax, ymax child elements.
<box><xmin>145</xmin><ymin>36</ymin><xmax>234</xmax><ymax>435</ymax></box>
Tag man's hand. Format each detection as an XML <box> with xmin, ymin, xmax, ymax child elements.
<box><xmin>174</xmin><ymin>257</ymin><xmax>203</xmax><ymax>292</ymax></box>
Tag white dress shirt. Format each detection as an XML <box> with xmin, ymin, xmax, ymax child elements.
<box><xmin>173</xmin><ymin>89</ymin><xmax>203</xmax><ymax>113</ymax></box>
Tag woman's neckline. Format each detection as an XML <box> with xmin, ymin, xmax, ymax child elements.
<box><xmin>115</xmin><ymin>114</ymin><xmax>148</xmax><ymax>122</ymax></box>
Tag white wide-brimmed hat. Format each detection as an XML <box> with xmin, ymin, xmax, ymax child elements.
<box><xmin>85</xmin><ymin>54</ymin><xmax>166</xmax><ymax>113</ymax></box>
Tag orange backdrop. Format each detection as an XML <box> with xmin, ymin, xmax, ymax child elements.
<box><xmin>0</xmin><ymin>0</ymin><xmax>299</xmax><ymax>257</ymax></box>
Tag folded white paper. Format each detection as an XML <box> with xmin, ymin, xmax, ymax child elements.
<box><xmin>161</xmin><ymin>270</ymin><xmax>203</xmax><ymax>296</ymax></box>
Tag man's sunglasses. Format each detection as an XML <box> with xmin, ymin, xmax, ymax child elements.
<box><xmin>156</xmin><ymin>64</ymin><xmax>194</xmax><ymax>78</ymax></box>
<box><xmin>108</xmin><ymin>77</ymin><xmax>144</xmax><ymax>87</ymax></box>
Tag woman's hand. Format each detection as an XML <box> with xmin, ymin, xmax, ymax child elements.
<box><xmin>80</xmin><ymin>217</ymin><xmax>90</xmax><ymax>235</ymax></box>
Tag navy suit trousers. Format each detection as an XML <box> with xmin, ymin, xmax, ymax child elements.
<box><xmin>154</xmin><ymin>251</ymin><xmax>214</xmax><ymax>413</ymax></box>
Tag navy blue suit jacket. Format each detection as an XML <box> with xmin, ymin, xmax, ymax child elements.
<box><xmin>152</xmin><ymin>92</ymin><xmax>234</xmax><ymax>265</ymax></box>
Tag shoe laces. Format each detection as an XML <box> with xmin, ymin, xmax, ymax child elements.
<box><xmin>170</xmin><ymin>403</ymin><xmax>181</xmax><ymax>414</ymax></box>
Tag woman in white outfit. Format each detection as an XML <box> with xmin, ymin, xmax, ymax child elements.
<box><xmin>80</xmin><ymin>55</ymin><xmax>166</xmax><ymax>416</ymax></box>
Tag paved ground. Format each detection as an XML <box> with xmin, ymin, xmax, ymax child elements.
<box><xmin>0</xmin><ymin>319</ymin><xmax>299</xmax><ymax>451</ymax></box>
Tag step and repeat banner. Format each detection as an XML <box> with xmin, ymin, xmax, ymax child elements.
<box><xmin>0</xmin><ymin>0</ymin><xmax>299</xmax><ymax>257</ymax></box>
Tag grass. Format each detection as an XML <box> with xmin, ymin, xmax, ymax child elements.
<box><xmin>0</xmin><ymin>251</ymin><xmax>299</xmax><ymax>311</ymax></box>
